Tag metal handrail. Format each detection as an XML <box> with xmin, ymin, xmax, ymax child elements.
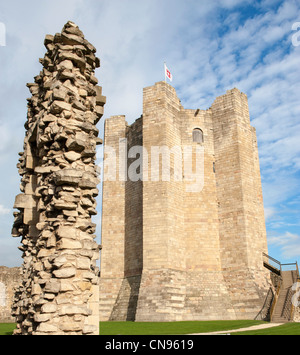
<box><xmin>263</xmin><ymin>253</ymin><xmax>300</xmax><ymax>322</ymax></box>
<box><xmin>281</xmin><ymin>263</ymin><xmax>298</xmax><ymax>272</ymax></box>
<box><xmin>263</xmin><ymin>253</ymin><xmax>281</xmax><ymax>267</ymax></box>
<box><xmin>255</xmin><ymin>287</ymin><xmax>274</xmax><ymax>321</ymax></box>
<box><xmin>281</xmin><ymin>286</ymin><xmax>294</xmax><ymax>320</ymax></box>
<box><xmin>263</xmin><ymin>253</ymin><xmax>299</xmax><ymax>275</ymax></box>
<box><xmin>263</xmin><ymin>252</ymin><xmax>282</xmax><ymax>274</ymax></box>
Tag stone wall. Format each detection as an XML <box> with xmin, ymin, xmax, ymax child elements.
<box><xmin>99</xmin><ymin>116</ymin><xmax>127</xmax><ymax>321</ymax></box>
<box><xmin>294</xmin><ymin>307</ymin><xmax>300</xmax><ymax>322</ymax></box>
<box><xmin>99</xmin><ymin>115</ymin><xmax>143</xmax><ymax>321</ymax></box>
<box><xmin>293</xmin><ymin>283</ymin><xmax>300</xmax><ymax>322</ymax></box>
<box><xmin>210</xmin><ymin>88</ymin><xmax>271</xmax><ymax>318</ymax></box>
<box><xmin>0</xmin><ymin>267</ymin><xmax>21</xmax><ymax>322</ymax></box>
<box><xmin>124</xmin><ymin>117</ymin><xmax>143</xmax><ymax>279</ymax></box>
<box><xmin>11</xmin><ymin>21</ymin><xmax>105</xmax><ymax>335</ymax></box>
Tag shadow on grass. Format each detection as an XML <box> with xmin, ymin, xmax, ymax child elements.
<box><xmin>0</xmin><ymin>324</ymin><xmax>16</xmax><ymax>336</ymax></box>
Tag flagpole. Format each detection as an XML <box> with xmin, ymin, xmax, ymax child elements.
<box><xmin>164</xmin><ymin>62</ymin><xmax>166</xmax><ymax>83</ymax></box>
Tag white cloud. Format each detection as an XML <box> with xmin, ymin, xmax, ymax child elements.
<box><xmin>264</xmin><ymin>207</ymin><xmax>277</xmax><ymax>222</ymax></box>
<box><xmin>262</xmin><ymin>170</ymin><xmax>299</xmax><ymax>208</ymax></box>
<box><xmin>0</xmin><ymin>204</ymin><xmax>10</xmax><ymax>215</ymax></box>
<box><xmin>268</xmin><ymin>232</ymin><xmax>300</xmax><ymax>260</ymax></box>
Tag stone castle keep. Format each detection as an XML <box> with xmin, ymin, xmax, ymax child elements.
<box><xmin>9</xmin><ymin>21</ymin><xmax>279</xmax><ymax>334</ymax></box>
<box><xmin>100</xmin><ymin>81</ymin><xmax>271</xmax><ymax>322</ymax></box>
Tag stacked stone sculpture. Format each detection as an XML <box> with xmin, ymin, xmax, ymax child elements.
<box><xmin>11</xmin><ymin>21</ymin><xmax>105</xmax><ymax>335</ymax></box>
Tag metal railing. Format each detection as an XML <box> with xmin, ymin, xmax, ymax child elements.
<box><xmin>281</xmin><ymin>263</ymin><xmax>299</xmax><ymax>272</ymax></box>
<box><xmin>263</xmin><ymin>253</ymin><xmax>299</xmax><ymax>276</ymax></box>
<box><xmin>263</xmin><ymin>253</ymin><xmax>282</xmax><ymax>274</ymax></box>
<box><xmin>282</xmin><ymin>286</ymin><xmax>294</xmax><ymax>320</ymax></box>
<box><xmin>255</xmin><ymin>287</ymin><xmax>274</xmax><ymax>321</ymax></box>
<box><xmin>263</xmin><ymin>253</ymin><xmax>300</xmax><ymax>322</ymax></box>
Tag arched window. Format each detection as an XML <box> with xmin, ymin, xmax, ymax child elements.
<box><xmin>192</xmin><ymin>128</ymin><xmax>204</xmax><ymax>144</ymax></box>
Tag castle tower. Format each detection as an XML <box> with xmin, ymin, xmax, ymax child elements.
<box><xmin>99</xmin><ymin>81</ymin><xmax>270</xmax><ymax>322</ymax></box>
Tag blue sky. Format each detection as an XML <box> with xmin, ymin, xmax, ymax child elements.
<box><xmin>0</xmin><ymin>0</ymin><xmax>299</xmax><ymax>267</ymax></box>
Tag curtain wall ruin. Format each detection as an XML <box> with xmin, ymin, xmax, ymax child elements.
<box><xmin>11</xmin><ymin>21</ymin><xmax>105</xmax><ymax>335</ymax></box>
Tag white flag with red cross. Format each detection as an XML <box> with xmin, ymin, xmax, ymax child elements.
<box><xmin>164</xmin><ymin>63</ymin><xmax>173</xmax><ymax>82</ymax></box>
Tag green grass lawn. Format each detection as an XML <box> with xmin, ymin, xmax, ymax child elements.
<box><xmin>0</xmin><ymin>323</ymin><xmax>16</xmax><ymax>336</ymax></box>
<box><xmin>103</xmin><ymin>321</ymin><xmax>300</xmax><ymax>335</ymax></box>
<box><xmin>100</xmin><ymin>320</ymin><xmax>266</xmax><ymax>335</ymax></box>
<box><xmin>1</xmin><ymin>321</ymin><xmax>299</xmax><ymax>335</ymax></box>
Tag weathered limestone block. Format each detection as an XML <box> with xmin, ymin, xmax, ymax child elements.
<box><xmin>54</xmin><ymin>169</ymin><xmax>83</xmax><ymax>185</ymax></box>
<box><xmin>64</xmin><ymin>151</ymin><xmax>81</xmax><ymax>162</ymax></box>
<box><xmin>53</xmin><ymin>268</ymin><xmax>76</xmax><ymax>279</ymax></box>
<box><xmin>44</xmin><ymin>280</ymin><xmax>61</xmax><ymax>294</ymax></box>
<box><xmin>56</xmin><ymin>225</ymin><xmax>77</xmax><ymax>239</ymax></box>
<box><xmin>11</xmin><ymin>21</ymin><xmax>105</xmax><ymax>335</ymax></box>
<box><xmin>58</xmin><ymin>305</ymin><xmax>90</xmax><ymax>316</ymax></box>
<box><xmin>66</xmin><ymin>133</ymin><xmax>86</xmax><ymax>152</ymax></box>
<box><xmin>41</xmin><ymin>303</ymin><xmax>57</xmax><ymax>313</ymax></box>
<box><xmin>50</xmin><ymin>100</ymin><xmax>72</xmax><ymax>114</ymax></box>
<box><xmin>13</xmin><ymin>194</ymin><xmax>33</xmax><ymax>209</ymax></box>
<box><xmin>36</xmin><ymin>323</ymin><xmax>59</xmax><ymax>333</ymax></box>
<box><xmin>57</xmin><ymin>238</ymin><xmax>82</xmax><ymax>250</ymax></box>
